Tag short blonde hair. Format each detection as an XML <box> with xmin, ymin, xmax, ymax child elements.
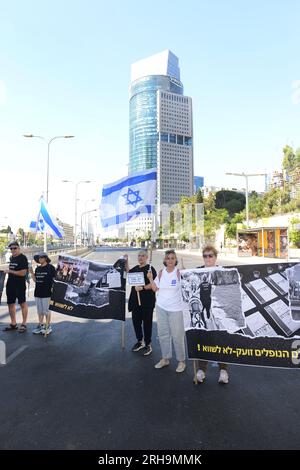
<box><xmin>202</xmin><ymin>245</ymin><xmax>218</xmax><ymax>257</ymax></box>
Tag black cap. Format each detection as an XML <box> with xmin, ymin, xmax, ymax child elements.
<box><xmin>8</xmin><ymin>241</ymin><xmax>20</xmax><ymax>248</ymax></box>
<box><xmin>34</xmin><ymin>252</ymin><xmax>51</xmax><ymax>263</ymax></box>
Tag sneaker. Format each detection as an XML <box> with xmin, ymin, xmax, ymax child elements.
<box><xmin>132</xmin><ymin>341</ymin><xmax>144</xmax><ymax>352</ymax></box>
<box><xmin>196</xmin><ymin>369</ymin><xmax>206</xmax><ymax>383</ymax></box>
<box><xmin>33</xmin><ymin>324</ymin><xmax>44</xmax><ymax>334</ymax></box>
<box><xmin>154</xmin><ymin>358</ymin><xmax>170</xmax><ymax>369</ymax></box>
<box><xmin>218</xmin><ymin>369</ymin><xmax>229</xmax><ymax>384</ymax></box>
<box><xmin>142</xmin><ymin>345</ymin><xmax>152</xmax><ymax>356</ymax></box>
<box><xmin>41</xmin><ymin>326</ymin><xmax>52</xmax><ymax>335</ymax></box>
<box><xmin>176</xmin><ymin>361</ymin><xmax>186</xmax><ymax>373</ymax></box>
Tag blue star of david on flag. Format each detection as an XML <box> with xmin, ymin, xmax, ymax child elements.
<box><xmin>122</xmin><ymin>188</ymin><xmax>143</xmax><ymax>207</ymax></box>
<box><xmin>100</xmin><ymin>168</ymin><xmax>157</xmax><ymax>229</ymax></box>
<box><xmin>38</xmin><ymin>218</ymin><xmax>45</xmax><ymax>231</ymax></box>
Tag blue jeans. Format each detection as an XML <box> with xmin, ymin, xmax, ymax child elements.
<box><xmin>156</xmin><ymin>305</ymin><xmax>186</xmax><ymax>362</ymax></box>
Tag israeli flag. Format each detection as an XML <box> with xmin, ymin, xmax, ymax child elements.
<box><xmin>100</xmin><ymin>168</ymin><xmax>157</xmax><ymax>229</ymax></box>
<box><xmin>29</xmin><ymin>197</ymin><xmax>64</xmax><ymax>238</ymax></box>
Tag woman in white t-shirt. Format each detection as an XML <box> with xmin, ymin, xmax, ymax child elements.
<box><xmin>148</xmin><ymin>249</ymin><xmax>186</xmax><ymax>373</ymax></box>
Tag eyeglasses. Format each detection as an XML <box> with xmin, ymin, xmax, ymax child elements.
<box><xmin>10</xmin><ymin>247</ymin><xmax>19</xmax><ymax>250</ymax></box>
<box><xmin>203</xmin><ymin>253</ymin><xmax>214</xmax><ymax>258</ymax></box>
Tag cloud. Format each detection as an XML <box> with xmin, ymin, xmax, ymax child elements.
<box><xmin>0</xmin><ymin>80</ymin><xmax>7</xmax><ymax>104</ymax></box>
<box><xmin>291</xmin><ymin>80</ymin><xmax>300</xmax><ymax>105</ymax></box>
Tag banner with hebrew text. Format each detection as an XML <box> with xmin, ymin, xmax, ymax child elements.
<box><xmin>182</xmin><ymin>263</ymin><xmax>300</xmax><ymax>368</ymax></box>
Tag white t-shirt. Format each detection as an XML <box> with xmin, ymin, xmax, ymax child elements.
<box><xmin>154</xmin><ymin>268</ymin><xmax>183</xmax><ymax>312</ymax></box>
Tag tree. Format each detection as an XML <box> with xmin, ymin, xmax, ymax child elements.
<box><xmin>282</xmin><ymin>145</ymin><xmax>296</xmax><ymax>172</ymax></box>
<box><xmin>248</xmin><ymin>191</ymin><xmax>263</xmax><ymax>220</ymax></box>
<box><xmin>289</xmin><ymin>217</ymin><xmax>300</xmax><ymax>248</ymax></box>
<box><xmin>225</xmin><ymin>212</ymin><xmax>245</xmax><ymax>240</ymax></box>
<box><xmin>215</xmin><ymin>190</ymin><xmax>245</xmax><ymax>216</ymax></box>
<box><xmin>204</xmin><ymin>209</ymin><xmax>228</xmax><ymax>241</ymax></box>
<box><xmin>204</xmin><ymin>192</ymin><xmax>216</xmax><ymax>213</ymax></box>
<box><xmin>195</xmin><ymin>188</ymin><xmax>203</xmax><ymax>203</ymax></box>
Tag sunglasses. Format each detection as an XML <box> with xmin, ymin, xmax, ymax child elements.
<box><xmin>10</xmin><ymin>247</ymin><xmax>19</xmax><ymax>250</ymax></box>
<box><xmin>203</xmin><ymin>253</ymin><xmax>214</xmax><ymax>258</ymax></box>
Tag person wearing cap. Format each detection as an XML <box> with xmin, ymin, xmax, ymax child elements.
<box><xmin>30</xmin><ymin>252</ymin><xmax>56</xmax><ymax>335</ymax></box>
<box><xmin>3</xmin><ymin>241</ymin><xmax>29</xmax><ymax>333</ymax></box>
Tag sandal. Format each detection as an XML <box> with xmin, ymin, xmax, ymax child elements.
<box><xmin>18</xmin><ymin>324</ymin><xmax>27</xmax><ymax>333</ymax></box>
<box><xmin>3</xmin><ymin>324</ymin><xmax>18</xmax><ymax>331</ymax></box>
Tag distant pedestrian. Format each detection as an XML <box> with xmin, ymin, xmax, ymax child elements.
<box><xmin>30</xmin><ymin>252</ymin><xmax>56</xmax><ymax>335</ymax></box>
<box><xmin>3</xmin><ymin>241</ymin><xmax>29</xmax><ymax>333</ymax></box>
<box><xmin>148</xmin><ymin>249</ymin><xmax>186</xmax><ymax>373</ymax></box>
<box><xmin>196</xmin><ymin>245</ymin><xmax>229</xmax><ymax>384</ymax></box>
<box><xmin>125</xmin><ymin>251</ymin><xmax>157</xmax><ymax>356</ymax></box>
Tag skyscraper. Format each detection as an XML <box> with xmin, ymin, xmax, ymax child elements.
<box><xmin>127</xmin><ymin>50</ymin><xmax>194</xmax><ymax>237</ymax></box>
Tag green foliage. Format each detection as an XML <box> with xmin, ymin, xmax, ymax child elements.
<box><xmin>0</xmin><ymin>240</ymin><xmax>7</xmax><ymax>254</ymax></box>
<box><xmin>204</xmin><ymin>209</ymin><xmax>228</xmax><ymax>241</ymax></box>
<box><xmin>282</xmin><ymin>145</ymin><xmax>296</xmax><ymax>172</ymax></box>
<box><xmin>225</xmin><ymin>213</ymin><xmax>246</xmax><ymax>240</ymax></box>
<box><xmin>215</xmin><ymin>190</ymin><xmax>245</xmax><ymax>216</ymax></box>
<box><xmin>289</xmin><ymin>217</ymin><xmax>300</xmax><ymax>248</ymax></box>
<box><xmin>195</xmin><ymin>189</ymin><xmax>203</xmax><ymax>203</ymax></box>
<box><xmin>204</xmin><ymin>192</ymin><xmax>216</xmax><ymax>213</ymax></box>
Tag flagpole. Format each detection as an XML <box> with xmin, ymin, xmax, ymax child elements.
<box><xmin>23</xmin><ymin>134</ymin><xmax>75</xmax><ymax>252</ymax></box>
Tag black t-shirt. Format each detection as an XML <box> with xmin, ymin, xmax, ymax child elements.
<box><xmin>128</xmin><ymin>264</ymin><xmax>157</xmax><ymax>312</ymax></box>
<box><xmin>34</xmin><ymin>264</ymin><xmax>56</xmax><ymax>298</ymax></box>
<box><xmin>7</xmin><ymin>253</ymin><xmax>28</xmax><ymax>288</ymax></box>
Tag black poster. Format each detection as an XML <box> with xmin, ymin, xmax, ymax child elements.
<box><xmin>50</xmin><ymin>255</ymin><xmax>126</xmax><ymax>321</ymax></box>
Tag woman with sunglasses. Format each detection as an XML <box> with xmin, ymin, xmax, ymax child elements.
<box><xmin>147</xmin><ymin>249</ymin><xmax>186</xmax><ymax>373</ymax></box>
<box><xmin>196</xmin><ymin>245</ymin><xmax>229</xmax><ymax>384</ymax></box>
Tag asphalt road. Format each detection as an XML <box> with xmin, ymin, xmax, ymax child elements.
<box><xmin>0</xmin><ymin>249</ymin><xmax>300</xmax><ymax>450</ymax></box>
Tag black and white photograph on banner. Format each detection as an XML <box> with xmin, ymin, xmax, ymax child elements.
<box><xmin>238</xmin><ymin>262</ymin><xmax>300</xmax><ymax>337</ymax></box>
<box><xmin>50</xmin><ymin>255</ymin><xmax>126</xmax><ymax>320</ymax></box>
<box><xmin>285</xmin><ymin>263</ymin><xmax>300</xmax><ymax>321</ymax></box>
<box><xmin>186</xmin><ymin>263</ymin><xmax>300</xmax><ymax>368</ymax></box>
<box><xmin>181</xmin><ymin>267</ymin><xmax>245</xmax><ymax>333</ymax></box>
<box><xmin>56</xmin><ymin>256</ymin><xmax>89</xmax><ymax>286</ymax></box>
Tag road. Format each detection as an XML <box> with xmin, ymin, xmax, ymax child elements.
<box><xmin>0</xmin><ymin>249</ymin><xmax>299</xmax><ymax>450</ymax></box>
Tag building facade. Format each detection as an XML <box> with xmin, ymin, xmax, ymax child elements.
<box><xmin>194</xmin><ymin>176</ymin><xmax>204</xmax><ymax>192</ymax></box>
<box><xmin>128</xmin><ymin>50</ymin><xmax>194</xmax><ymax>237</ymax></box>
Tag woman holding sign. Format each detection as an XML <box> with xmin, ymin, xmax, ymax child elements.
<box><xmin>126</xmin><ymin>250</ymin><xmax>157</xmax><ymax>356</ymax></box>
<box><xmin>148</xmin><ymin>249</ymin><xmax>186</xmax><ymax>373</ymax></box>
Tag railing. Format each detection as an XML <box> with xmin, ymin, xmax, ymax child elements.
<box><xmin>0</xmin><ymin>246</ymin><xmax>94</xmax><ymax>267</ymax></box>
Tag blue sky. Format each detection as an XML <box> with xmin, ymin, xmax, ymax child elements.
<box><xmin>0</xmin><ymin>0</ymin><xmax>299</xmax><ymax>230</ymax></box>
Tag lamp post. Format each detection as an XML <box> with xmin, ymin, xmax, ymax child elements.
<box><xmin>80</xmin><ymin>209</ymin><xmax>97</xmax><ymax>246</ymax></box>
<box><xmin>24</xmin><ymin>134</ymin><xmax>74</xmax><ymax>251</ymax></box>
<box><xmin>225</xmin><ymin>172</ymin><xmax>267</xmax><ymax>227</ymax></box>
<box><xmin>62</xmin><ymin>180</ymin><xmax>93</xmax><ymax>251</ymax></box>
<box><xmin>81</xmin><ymin>199</ymin><xmax>96</xmax><ymax>245</ymax></box>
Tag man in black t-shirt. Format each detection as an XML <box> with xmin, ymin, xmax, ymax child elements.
<box><xmin>125</xmin><ymin>251</ymin><xmax>157</xmax><ymax>356</ymax></box>
<box><xmin>30</xmin><ymin>252</ymin><xmax>56</xmax><ymax>335</ymax></box>
<box><xmin>3</xmin><ymin>241</ymin><xmax>29</xmax><ymax>333</ymax></box>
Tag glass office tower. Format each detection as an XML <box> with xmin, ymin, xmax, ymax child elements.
<box><xmin>129</xmin><ymin>74</ymin><xmax>183</xmax><ymax>174</ymax></box>
<box><xmin>126</xmin><ymin>50</ymin><xmax>194</xmax><ymax>237</ymax></box>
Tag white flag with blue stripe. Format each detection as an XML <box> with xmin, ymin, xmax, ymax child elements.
<box><xmin>29</xmin><ymin>197</ymin><xmax>64</xmax><ymax>238</ymax></box>
<box><xmin>100</xmin><ymin>168</ymin><xmax>157</xmax><ymax>229</ymax></box>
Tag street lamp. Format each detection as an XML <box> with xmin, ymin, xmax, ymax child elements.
<box><xmin>225</xmin><ymin>172</ymin><xmax>267</xmax><ymax>227</ymax></box>
<box><xmin>81</xmin><ymin>199</ymin><xmax>96</xmax><ymax>245</ymax></box>
<box><xmin>24</xmin><ymin>134</ymin><xmax>74</xmax><ymax>251</ymax></box>
<box><xmin>62</xmin><ymin>180</ymin><xmax>93</xmax><ymax>251</ymax></box>
<box><xmin>80</xmin><ymin>208</ymin><xmax>97</xmax><ymax>246</ymax></box>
